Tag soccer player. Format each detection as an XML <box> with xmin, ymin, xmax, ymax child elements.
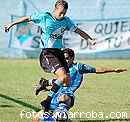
<box><xmin>4</xmin><ymin>0</ymin><xmax>96</xmax><ymax>112</ymax></box>
<box><xmin>33</xmin><ymin>48</ymin><xmax>127</xmax><ymax>122</ymax></box>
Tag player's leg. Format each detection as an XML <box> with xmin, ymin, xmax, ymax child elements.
<box><xmin>39</xmin><ymin>48</ymin><xmax>70</xmax><ymax>85</ymax></box>
<box><xmin>53</xmin><ymin>94</ymin><xmax>74</xmax><ymax>121</ymax></box>
<box><xmin>58</xmin><ymin>94</ymin><xmax>74</xmax><ymax>110</ymax></box>
<box><xmin>39</xmin><ymin>48</ymin><xmax>70</xmax><ymax>112</ymax></box>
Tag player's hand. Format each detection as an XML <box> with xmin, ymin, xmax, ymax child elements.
<box><xmin>114</xmin><ymin>68</ymin><xmax>127</xmax><ymax>73</ymax></box>
<box><xmin>90</xmin><ymin>38</ymin><xmax>96</xmax><ymax>45</ymax></box>
<box><xmin>4</xmin><ymin>24</ymin><xmax>12</xmax><ymax>32</ymax></box>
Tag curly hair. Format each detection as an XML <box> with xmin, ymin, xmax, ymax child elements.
<box><xmin>63</xmin><ymin>48</ymin><xmax>75</xmax><ymax>59</ymax></box>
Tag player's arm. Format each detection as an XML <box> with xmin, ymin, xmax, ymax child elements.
<box><xmin>4</xmin><ymin>16</ymin><xmax>31</xmax><ymax>32</ymax></box>
<box><xmin>95</xmin><ymin>67</ymin><xmax>127</xmax><ymax>74</ymax></box>
<box><xmin>74</xmin><ymin>28</ymin><xmax>96</xmax><ymax>45</ymax></box>
<box><xmin>79</xmin><ymin>64</ymin><xmax>127</xmax><ymax>74</ymax></box>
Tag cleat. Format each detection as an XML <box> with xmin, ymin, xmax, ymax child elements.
<box><xmin>35</xmin><ymin>78</ymin><xmax>49</xmax><ymax>95</ymax></box>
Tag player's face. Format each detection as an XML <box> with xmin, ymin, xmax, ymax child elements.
<box><xmin>64</xmin><ymin>53</ymin><xmax>74</xmax><ymax>67</ymax></box>
<box><xmin>54</xmin><ymin>5</ymin><xmax>67</xmax><ymax>20</ymax></box>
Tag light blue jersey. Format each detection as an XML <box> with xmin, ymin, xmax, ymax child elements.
<box><xmin>50</xmin><ymin>63</ymin><xmax>96</xmax><ymax>110</ymax></box>
<box><xmin>31</xmin><ymin>11</ymin><xmax>77</xmax><ymax>48</ymax></box>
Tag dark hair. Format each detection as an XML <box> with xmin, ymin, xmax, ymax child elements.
<box><xmin>55</xmin><ymin>0</ymin><xmax>68</xmax><ymax>10</ymax></box>
<box><xmin>63</xmin><ymin>48</ymin><xmax>75</xmax><ymax>58</ymax></box>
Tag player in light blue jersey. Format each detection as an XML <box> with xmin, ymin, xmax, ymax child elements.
<box><xmin>5</xmin><ymin>1</ymin><xmax>96</xmax><ymax>48</ymax></box>
<box><xmin>30</xmin><ymin>11</ymin><xmax>77</xmax><ymax>48</ymax></box>
<box><xmin>5</xmin><ymin>0</ymin><xmax>97</xmax><ymax>113</ymax></box>
<box><xmin>33</xmin><ymin>48</ymin><xmax>127</xmax><ymax>122</ymax></box>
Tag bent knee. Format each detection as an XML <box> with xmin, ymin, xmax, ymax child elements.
<box><xmin>55</xmin><ymin>69</ymin><xmax>70</xmax><ymax>86</ymax></box>
<box><xmin>59</xmin><ymin>94</ymin><xmax>70</xmax><ymax>102</ymax></box>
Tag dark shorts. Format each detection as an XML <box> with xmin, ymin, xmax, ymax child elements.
<box><xmin>39</xmin><ymin>48</ymin><xmax>69</xmax><ymax>73</ymax></box>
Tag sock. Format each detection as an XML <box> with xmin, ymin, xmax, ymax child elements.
<box><xmin>48</xmin><ymin>79</ymin><xmax>62</xmax><ymax>98</ymax></box>
<box><xmin>48</xmin><ymin>79</ymin><xmax>56</xmax><ymax>85</ymax></box>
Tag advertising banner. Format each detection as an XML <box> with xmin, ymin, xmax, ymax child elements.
<box><xmin>63</xmin><ymin>18</ymin><xmax>130</xmax><ymax>53</ymax></box>
<box><xmin>9</xmin><ymin>15</ymin><xmax>41</xmax><ymax>50</ymax></box>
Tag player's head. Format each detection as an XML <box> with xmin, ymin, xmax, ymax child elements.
<box><xmin>63</xmin><ymin>48</ymin><xmax>75</xmax><ymax>66</ymax></box>
<box><xmin>54</xmin><ymin>0</ymin><xmax>68</xmax><ymax>20</ymax></box>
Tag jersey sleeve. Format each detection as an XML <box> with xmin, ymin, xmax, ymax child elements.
<box><xmin>78</xmin><ymin>63</ymin><xmax>96</xmax><ymax>74</ymax></box>
<box><xmin>66</xmin><ymin>17</ymin><xmax>77</xmax><ymax>32</ymax></box>
<box><xmin>30</xmin><ymin>11</ymin><xmax>46</xmax><ymax>25</ymax></box>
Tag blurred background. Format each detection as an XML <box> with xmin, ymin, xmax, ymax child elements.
<box><xmin>1</xmin><ymin>0</ymin><xmax>130</xmax><ymax>58</ymax></box>
<box><xmin>0</xmin><ymin>1</ymin><xmax>130</xmax><ymax>122</ymax></box>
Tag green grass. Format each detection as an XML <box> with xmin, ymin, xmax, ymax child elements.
<box><xmin>0</xmin><ymin>59</ymin><xmax>130</xmax><ymax>122</ymax></box>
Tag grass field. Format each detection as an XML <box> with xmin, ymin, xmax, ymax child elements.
<box><xmin>0</xmin><ymin>59</ymin><xmax>130</xmax><ymax>122</ymax></box>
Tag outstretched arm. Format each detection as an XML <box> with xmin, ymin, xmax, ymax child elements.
<box><xmin>4</xmin><ymin>16</ymin><xmax>31</xmax><ymax>32</ymax></box>
<box><xmin>78</xmin><ymin>63</ymin><xmax>127</xmax><ymax>74</ymax></box>
<box><xmin>74</xmin><ymin>27</ymin><xmax>96</xmax><ymax>45</ymax></box>
<box><xmin>96</xmin><ymin>67</ymin><xmax>127</xmax><ymax>74</ymax></box>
